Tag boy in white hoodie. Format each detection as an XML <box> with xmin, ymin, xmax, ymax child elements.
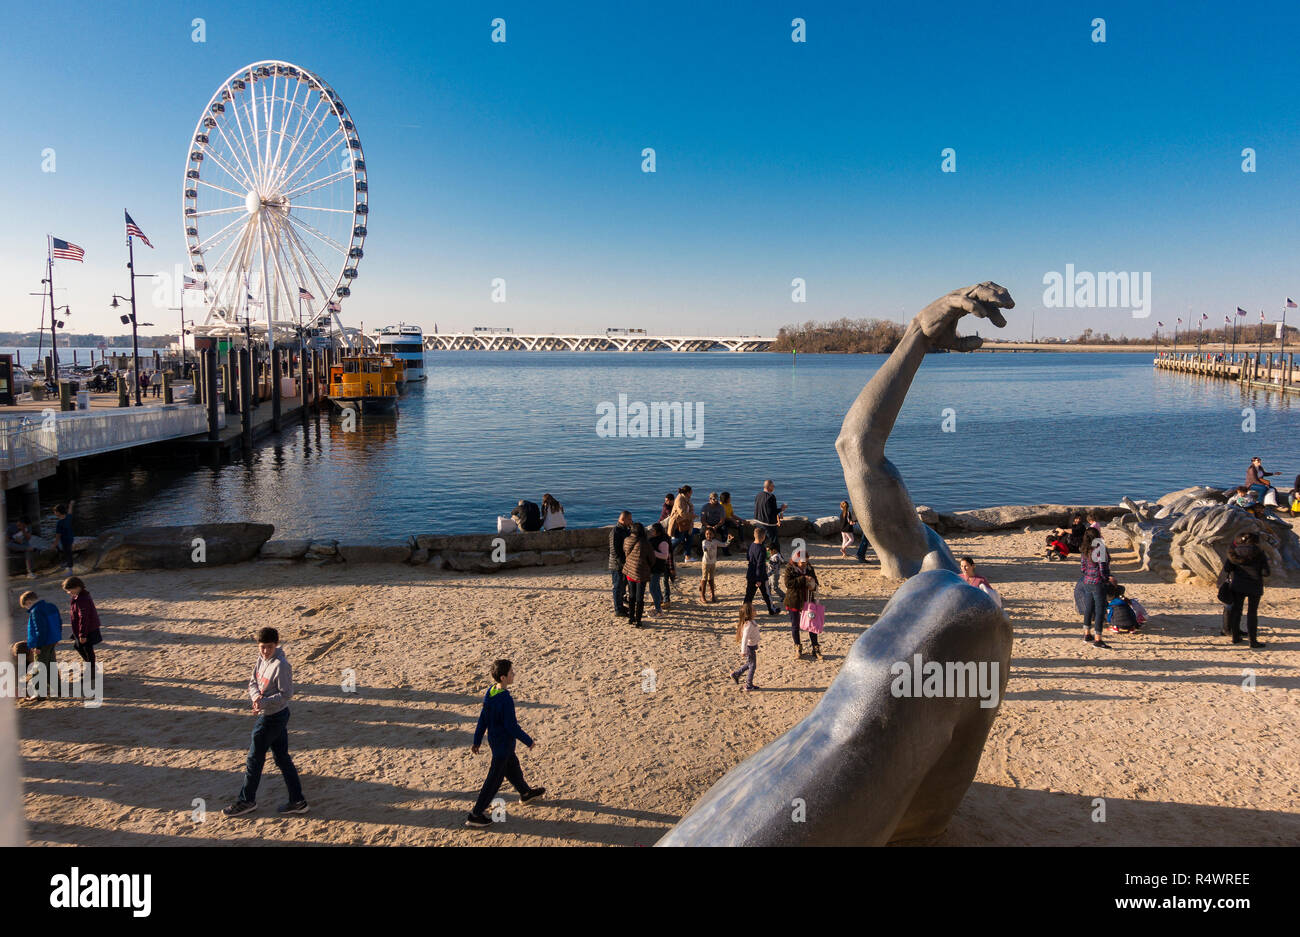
<box><xmin>223</xmin><ymin>627</ymin><xmax>308</xmax><ymax>817</ymax></box>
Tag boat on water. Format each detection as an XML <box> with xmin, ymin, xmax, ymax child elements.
<box><xmin>372</xmin><ymin>324</ymin><xmax>426</xmax><ymax>383</ymax></box>
<box><xmin>328</xmin><ymin>353</ymin><xmax>404</xmax><ymax>414</ymax></box>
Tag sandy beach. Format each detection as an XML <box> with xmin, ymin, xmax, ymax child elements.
<box><xmin>10</xmin><ymin>521</ymin><xmax>1300</xmax><ymax>847</ymax></box>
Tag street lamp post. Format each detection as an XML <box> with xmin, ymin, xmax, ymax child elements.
<box><xmin>48</xmin><ymin>305</ymin><xmax>70</xmax><ymax>388</ymax></box>
<box><xmin>168</xmin><ymin>305</ymin><xmax>187</xmax><ymax>373</ymax></box>
<box><xmin>111</xmin><ymin>238</ymin><xmax>157</xmax><ymax>406</ymax></box>
<box><xmin>110</xmin><ymin>295</ymin><xmax>154</xmax><ymax>406</ymax></box>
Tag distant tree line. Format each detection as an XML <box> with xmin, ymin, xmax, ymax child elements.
<box><xmin>0</xmin><ymin>331</ymin><xmax>175</xmax><ymax>347</ymax></box>
<box><xmin>771</xmin><ymin>318</ymin><xmax>906</xmax><ymax>354</ymax></box>
<box><xmin>1050</xmin><ymin>324</ymin><xmax>1300</xmax><ymax>346</ymax></box>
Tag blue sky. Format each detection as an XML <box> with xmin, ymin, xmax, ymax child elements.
<box><xmin>3</xmin><ymin>0</ymin><xmax>1299</xmax><ymax>340</ymax></box>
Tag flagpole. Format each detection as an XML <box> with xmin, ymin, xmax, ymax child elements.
<box><xmin>47</xmin><ymin>235</ymin><xmax>59</xmax><ymax>383</ymax></box>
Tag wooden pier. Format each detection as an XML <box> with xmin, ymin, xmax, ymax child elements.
<box><xmin>1154</xmin><ymin>351</ymin><xmax>1300</xmax><ymax>395</ymax></box>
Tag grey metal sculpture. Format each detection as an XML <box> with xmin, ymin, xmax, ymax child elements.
<box><xmin>658</xmin><ymin>283</ymin><xmax>1016</xmax><ymax>846</ymax></box>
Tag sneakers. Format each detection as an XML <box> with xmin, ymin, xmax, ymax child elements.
<box><xmin>277</xmin><ymin>799</ymin><xmax>309</xmax><ymax>815</ymax></box>
<box><xmin>519</xmin><ymin>787</ymin><xmax>546</xmax><ymax>805</ymax></box>
<box><xmin>730</xmin><ymin>670</ymin><xmax>741</xmax><ymax>685</ymax></box>
<box><xmin>465</xmin><ymin>813</ymin><xmax>492</xmax><ymax>828</ymax></box>
<box><xmin>222</xmin><ymin>800</ymin><xmax>256</xmax><ymax>818</ymax></box>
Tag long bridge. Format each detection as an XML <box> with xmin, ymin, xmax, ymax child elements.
<box><xmin>424</xmin><ymin>333</ymin><xmax>776</xmax><ymax>352</ymax></box>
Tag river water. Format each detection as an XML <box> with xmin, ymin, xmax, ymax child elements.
<box><xmin>26</xmin><ymin>351</ymin><xmax>1300</xmax><ymax>541</ymax></box>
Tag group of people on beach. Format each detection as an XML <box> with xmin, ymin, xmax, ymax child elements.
<box><xmin>603</xmin><ymin>480</ymin><xmax>870</xmax><ymax>699</ymax></box>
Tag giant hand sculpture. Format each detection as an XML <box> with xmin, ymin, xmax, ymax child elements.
<box><xmin>658</xmin><ymin>283</ymin><xmax>1015</xmax><ymax>847</ymax></box>
<box><xmin>837</xmin><ymin>282</ymin><xmax>1014</xmax><ymax>579</ymax></box>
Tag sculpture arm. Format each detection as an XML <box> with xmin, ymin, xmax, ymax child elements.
<box><xmin>836</xmin><ymin>283</ymin><xmax>1014</xmax><ymax>579</ymax></box>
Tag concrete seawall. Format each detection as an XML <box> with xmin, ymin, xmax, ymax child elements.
<box><xmin>29</xmin><ymin>504</ymin><xmax>1138</xmax><ymax>576</ymax></box>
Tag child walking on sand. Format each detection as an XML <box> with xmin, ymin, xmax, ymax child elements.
<box><xmin>700</xmin><ymin>526</ymin><xmax>720</xmax><ymax>603</ymax></box>
<box><xmin>466</xmin><ymin>659</ymin><xmax>546</xmax><ymax>828</ymax></box>
<box><xmin>730</xmin><ymin>603</ymin><xmax>760</xmax><ymax>692</ymax></box>
<box><xmin>62</xmin><ymin>577</ymin><xmax>103</xmax><ymax>667</ymax></box>
<box><xmin>223</xmin><ymin>627</ymin><xmax>308</xmax><ymax>817</ymax></box>
<box><xmin>12</xmin><ymin>591</ymin><xmax>61</xmax><ymax>701</ymax></box>
<box><xmin>744</xmin><ymin>528</ymin><xmax>778</xmax><ymax>616</ymax></box>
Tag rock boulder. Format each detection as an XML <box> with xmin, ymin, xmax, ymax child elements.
<box><xmin>93</xmin><ymin>523</ymin><xmax>274</xmax><ymax>570</ymax></box>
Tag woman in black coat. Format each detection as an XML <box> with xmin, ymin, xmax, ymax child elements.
<box><xmin>1219</xmin><ymin>532</ymin><xmax>1269</xmax><ymax>648</ymax></box>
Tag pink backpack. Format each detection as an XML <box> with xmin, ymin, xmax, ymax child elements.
<box><xmin>799</xmin><ymin>600</ymin><xmax>826</xmax><ymax>634</ymax></box>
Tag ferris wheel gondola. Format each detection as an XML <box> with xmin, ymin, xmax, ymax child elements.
<box><xmin>182</xmin><ymin>60</ymin><xmax>367</xmax><ymax>347</ymax></box>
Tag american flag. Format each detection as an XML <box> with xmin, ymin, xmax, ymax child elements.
<box><xmin>124</xmin><ymin>211</ymin><xmax>153</xmax><ymax>248</ymax></box>
<box><xmin>1177</xmin><ymin>318</ymin><xmax>1182</xmax><ymax>325</ymax></box>
<box><xmin>183</xmin><ymin>275</ymin><xmax>205</xmax><ymax>291</ymax></box>
<box><xmin>1236</xmin><ymin>307</ymin><xmax>1248</xmax><ymax>317</ymax></box>
<box><xmin>1260</xmin><ymin>310</ymin><xmax>1266</xmax><ymax>321</ymax></box>
<box><xmin>1202</xmin><ymin>313</ymin><xmax>1208</xmax><ymax>320</ymax></box>
<box><xmin>1288</xmin><ymin>298</ymin><xmax>1297</xmax><ymax>309</ymax></box>
<box><xmin>327</xmin><ymin>301</ymin><xmax>340</xmax><ymax>313</ymax></box>
<box><xmin>298</xmin><ymin>286</ymin><xmax>314</xmax><ymax>300</ymax></box>
<box><xmin>1225</xmin><ymin>316</ymin><xmax>1230</xmax><ymax>324</ymax></box>
<box><xmin>50</xmin><ymin>237</ymin><xmax>84</xmax><ymax>262</ymax></box>
<box><xmin>1157</xmin><ymin>321</ymin><xmax>1164</xmax><ymax>327</ymax></box>
<box><xmin>246</xmin><ymin>291</ymin><xmax>263</xmax><ymax>307</ymax></box>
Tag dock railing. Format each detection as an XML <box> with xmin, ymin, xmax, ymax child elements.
<box><xmin>0</xmin><ymin>403</ymin><xmax>218</xmax><ymax>470</ymax></box>
<box><xmin>1154</xmin><ymin>350</ymin><xmax>1299</xmax><ymax>392</ymax></box>
<box><xmin>0</xmin><ymin>419</ymin><xmax>57</xmax><ymax>472</ymax></box>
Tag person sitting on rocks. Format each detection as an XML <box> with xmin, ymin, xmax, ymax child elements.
<box><xmin>1230</xmin><ymin>485</ymin><xmax>1263</xmax><ymax>518</ymax></box>
<box><xmin>699</xmin><ymin>493</ymin><xmax>728</xmax><ymax>555</ymax></box>
<box><xmin>1245</xmin><ymin>457</ymin><xmax>1274</xmax><ymax>500</ymax></box>
<box><xmin>1290</xmin><ymin>474</ymin><xmax>1300</xmax><ymax>515</ymax></box>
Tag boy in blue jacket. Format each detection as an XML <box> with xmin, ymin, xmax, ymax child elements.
<box><xmin>13</xmin><ymin>590</ymin><xmax>62</xmax><ymax>700</ymax></box>
<box><xmin>466</xmin><ymin>659</ymin><xmax>545</xmax><ymax>828</ymax></box>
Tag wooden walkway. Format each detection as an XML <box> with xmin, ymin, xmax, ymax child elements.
<box><xmin>1154</xmin><ymin>351</ymin><xmax>1300</xmax><ymax>395</ymax></box>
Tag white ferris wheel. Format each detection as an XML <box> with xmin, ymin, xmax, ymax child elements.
<box><xmin>183</xmin><ymin>60</ymin><xmax>368</xmax><ymax>346</ymax></box>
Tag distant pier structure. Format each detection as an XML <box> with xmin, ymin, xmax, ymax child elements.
<box><xmin>425</xmin><ymin>331</ymin><xmax>775</xmax><ymax>352</ymax></box>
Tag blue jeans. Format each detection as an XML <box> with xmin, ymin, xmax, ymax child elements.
<box><xmin>855</xmin><ymin>526</ymin><xmax>870</xmax><ymax>561</ymax></box>
<box><xmin>648</xmin><ymin>569</ymin><xmax>670</xmax><ymax>609</ymax></box>
<box><xmin>1081</xmin><ymin>580</ymin><xmax>1108</xmax><ymax>633</ymax></box>
<box><xmin>731</xmin><ymin>645</ymin><xmax>757</xmax><ymax>688</ymax></box>
<box><xmin>671</xmin><ymin>530</ymin><xmax>700</xmax><ymax>559</ymax></box>
<box><xmin>1248</xmin><ymin>483</ymin><xmax>1268</xmax><ymax>499</ymax></box>
<box><xmin>610</xmin><ymin>570</ymin><xmax>627</xmax><ymax>614</ymax></box>
<box><xmin>239</xmin><ymin>708</ymin><xmax>304</xmax><ymax>805</ymax></box>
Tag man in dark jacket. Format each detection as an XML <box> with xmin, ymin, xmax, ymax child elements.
<box><xmin>754</xmin><ymin>479</ymin><xmax>786</xmax><ymax>554</ymax></box>
<box><xmin>466</xmin><ymin>659</ymin><xmax>545</xmax><ymax>828</ymax></box>
<box><xmin>608</xmin><ymin>511</ymin><xmax>632</xmax><ymax>618</ymax></box>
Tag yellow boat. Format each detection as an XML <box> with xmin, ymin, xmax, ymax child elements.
<box><xmin>328</xmin><ymin>354</ymin><xmax>404</xmax><ymax>413</ymax></box>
